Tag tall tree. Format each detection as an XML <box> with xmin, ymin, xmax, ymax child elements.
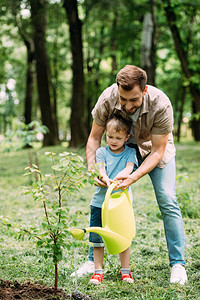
<box><xmin>141</xmin><ymin>0</ymin><xmax>156</xmax><ymax>85</ymax></box>
<box><xmin>82</xmin><ymin>0</ymin><xmax>147</xmax><ymax>133</ymax></box>
<box><xmin>30</xmin><ymin>0</ymin><xmax>59</xmax><ymax>146</ymax></box>
<box><xmin>110</xmin><ymin>10</ymin><xmax>118</xmax><ymax>80</ymax></box>
<box><xmin>163</xmin><ymin>0</ymin><xmax>200</xmax><ymax>140</ymax></box>
<box><xmin>63</xmin><ymin>0</ymin><xmax>87</xmax><ymax>147</ymax></box>
<box><xmin>23</xmin><ymin>38</ymin><xmax>34</xmax><ymax>125</ymax></box>
<box><xmin>10</xmin><ymin>1</ymin><xmax>35</xmax><ymax>125</ymax></box>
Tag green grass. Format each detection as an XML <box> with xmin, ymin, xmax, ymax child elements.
<box><xmin>0</xmin><ymin>142</ymin><xmax>200</xmax><ymax>299</ymax></box>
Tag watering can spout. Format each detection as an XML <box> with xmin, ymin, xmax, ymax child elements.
<box><xmin>85</xmin><ymin>226</ymin><xmax>132</xmax><ymax>254</ymax></box>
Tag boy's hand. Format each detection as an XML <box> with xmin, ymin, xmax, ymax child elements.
<box><xmin>100</xmin><ymin>176</ymin><xmax>114</xmax><ymax>187</ymax></box>
<box><xmin>88</xmin><ymin>169</ymin><xmax>107</xmax><ymax>187</ymax></box>
<box><xmin>114</xmin><ymin>179</ymin><xmax>123</xmax><ymax>189</ymax></box>
<box><xmin>93</xmin><ymin>176</ymin><xmax>113</xmax><ymax>187</ymax></box>
<box><xmin>94</xmin><ymin>176</ymin><xmax>107</xmax><ymax>187</ymax></box>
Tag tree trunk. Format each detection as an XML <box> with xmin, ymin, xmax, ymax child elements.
<box><xmin>24</xmin><ymin>39</ymin><xmax>34</xmax><ymax>125</ymax></box>
<box><xmin>111</xmin><ymin>11</ymin><xmax>118</xmax><ymax>80</ymax></box>
<box><xmin>86</xmin><ymin>50</ymin><xmax>93</xmax><ymax>136</ymax></box>
<box><xmin>63</xmin><ymin>0</ymin><xmax>87</xmax><ymax>147</ymax></box>
<box><xmin>191</xmin><ymin>102</ymin><xmax>200</xmax><ymax>141</ymax></box>
<box><xmin>30</xmin><ymin>0</ymin><xmax>59</xmax><ymax>146</ymax></box>
<box><xmin>10</xmin><ymin>2</ymin><xmax>34</xmax><ymax>126</ymax></box>
<box><xmin>177</xmin><ymin>86</ymin><xmax>186</xmax><ymax>142</ymax></box>
<box><xmin>163</xmin><ymin>0</ymin><xmax>200</xmax><ymax>140</ymax></box>
<box><xmin>54</xmin><ymin>262</ymin><xmax>58</xmax><ymax>295</ymax></box>
<box><xmin>51</xmin><ymin>25</ymin><xmax>60</xmax><ymax>143</ymax></box>
<box><xmin>85</xmin><ymin>25</ymin><xmax>104</xmax><ymax>135</ymax></box>
<box><xmin>141</xmin><ymin>0</ymin><xmax>156</xmax><ymax>86</ymax></box>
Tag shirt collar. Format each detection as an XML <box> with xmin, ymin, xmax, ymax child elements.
<box><xmin>139</xmin><ymin>91</ymin><xmax>149</xmax><ymax>116</ymax></box>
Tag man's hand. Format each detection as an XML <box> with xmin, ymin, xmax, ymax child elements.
<box><xmin>115</xmin><ymin>175</ymin><xmax>135</xmax><ymax>190</ymax></box>
<box><xmin>113</xmin><ymin>162</ymin><xmax>135</xmax><ymax>190</ymax></box>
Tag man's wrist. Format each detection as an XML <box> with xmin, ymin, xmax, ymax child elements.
<box><xmin>130</xmin><ymin>172</ymin><xmax>138</xmax><ymax>183</ymax></box>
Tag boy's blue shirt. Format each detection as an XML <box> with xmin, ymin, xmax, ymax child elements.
<box><xmin>90</xmin><ymin>145</ymin><xmax>138</xmax><ymax>208</ymax></box>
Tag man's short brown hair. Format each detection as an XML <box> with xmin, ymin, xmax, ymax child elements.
<box><xmin>116</xmin><ymin>65</ymin><xmax>147</xmax><ymax>91</ymax></box>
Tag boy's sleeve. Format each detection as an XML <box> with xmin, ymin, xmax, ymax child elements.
<box><xmin>96</xmin><ymin>148</ymin><xmax>105</xmax><ymax>164</ymax></box>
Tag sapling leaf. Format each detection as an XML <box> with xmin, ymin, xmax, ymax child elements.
<box><xmin>31</xmin><ymin>164</ymin><xmax>39</xmax><ymax>168</ymax></box>
<box><xmin>37</xmin><ymin>240</ymin><xmax>44</xmax><ymax>247</ymax></box>
<box><xmin>59</xmin><ymin>152</ymin><xmax>70</xmax><ymax>156</ymax></box>
<box><xmin>24</xmin><ymin>172</ymin><xmax>31</xmax><ymax>177</ymax></box>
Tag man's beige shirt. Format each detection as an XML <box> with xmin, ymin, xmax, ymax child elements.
<box><xmin>92</xmin><ymin>83</ymin><xmax>175</xmax><ymax>168</ymax></box>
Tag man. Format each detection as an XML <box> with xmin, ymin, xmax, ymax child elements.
<box><xmin>71</xmin><ymin>65</ymin><xmax>187</xmax><ymax>285</ymax></box>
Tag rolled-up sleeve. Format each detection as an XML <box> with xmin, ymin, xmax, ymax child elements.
<box><xmin>92</xmin><ymin>93</ymin><xmax>110</xmax><ymax>127</ymax></box>
<box><xmin>91</xmin><ymin>84</ymin><xmax>119</xmax><ymax>127</ymax></box>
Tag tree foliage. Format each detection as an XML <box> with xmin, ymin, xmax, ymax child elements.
<box><xmin>0</xmin><ymin>0</ymin><xmax>199</xmax><ymax>144</ymax></box>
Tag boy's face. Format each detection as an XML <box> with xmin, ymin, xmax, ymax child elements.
<box><xmin>106</xmin><ymin>125</ymin><xmax>129</xmax><ymax>154</ymax></box>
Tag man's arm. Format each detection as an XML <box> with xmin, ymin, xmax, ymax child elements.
<box><xmin>86</xmin><ymin>120</ymin><xmax>105</xmax><ymax>169</ymax></box>
<box><xmin>116</xmin><ymin>133</ymin><xmax>169</xmax><ymax>189</ymax></box>
<box><xmin>86</xmin><ymin>120</ymin><xmax>106</xmax><ymax>186</ymax></box>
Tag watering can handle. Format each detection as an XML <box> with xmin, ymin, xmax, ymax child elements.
<box><xmin>103</xmin><ymin>182</ymin><xmax>132</xmax><ymax>227</ymax></box>
<box><xmin>104</xmin><ymin>182</ymin><xmax>117</xmax><ymax>208</ymax></box>
<box><xmin>103</xmin><ymin>183</ymin><xmax>117</xmax><ymax>226</ymax></box>
<box><xmin>104</xmin><ymin>182</ymin><xmax>132</xmax><ymax>210</ymax></box>
<box><xmin>123</xmin><ymin>189</ymin><xmax>132</xmax><ymax>206</ymax></box>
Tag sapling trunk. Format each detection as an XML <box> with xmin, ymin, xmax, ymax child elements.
<box><xmin>54</xmin><ymin>261</ymin><xmax>58</xmax><ymax>294</ymax></box>
<box><xmin>29</xmin><ymin>148</ymin><xmax>33</xmax><ymax>166</ymax></box>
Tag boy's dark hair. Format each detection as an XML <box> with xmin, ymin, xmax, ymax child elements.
<box><xmin>106</xmin><ymin>114</ymin><xmax>132</xmax><ymax>134</ymax></box>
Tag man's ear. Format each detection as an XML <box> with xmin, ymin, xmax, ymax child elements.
<box><xmin>125</xmin><ymin>134</ymin><xmax>130</xmax><ymax>142</ymax></box>
<box><xmin>143</xmin><ymin>85</ymin><xmax>148</xmax><ymax>95</ymax></box>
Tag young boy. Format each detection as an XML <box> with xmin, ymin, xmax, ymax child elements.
<box><xmin>89</xmin><ymin>114</ymin><xmax>138</xmax><ymax>284</ymax></box>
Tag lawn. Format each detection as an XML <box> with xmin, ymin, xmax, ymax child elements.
<box><xmin>0</xmin><ymin>142</ymin><xmax>200</xmax><ymax>299</ymax></box>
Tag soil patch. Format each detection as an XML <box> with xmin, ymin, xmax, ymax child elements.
<box><xmin>0</xmin><ymin>279</ymin><xmax>91</xmax><ymax>300</ymax></box>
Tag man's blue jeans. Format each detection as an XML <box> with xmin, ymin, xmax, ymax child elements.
<box><xmin>88</xmin><ymin>156</ymin><xmax>185</xmax><ymax>266</ymax></box>
<box><xmin>148</xmin><ymin>157</ymin><xmax>185</xmax><ymax>266</ymax></box>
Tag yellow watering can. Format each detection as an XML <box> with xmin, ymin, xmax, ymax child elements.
<box><xmin>70</xmin><ymin>182</ymin><xmax>136</xmax><ymax>255</ymax></box>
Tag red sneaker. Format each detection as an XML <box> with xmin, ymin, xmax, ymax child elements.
<box><xmin>120</xmin><ymin>271</ymin><xmax>134</xmax><ymax>284</ymax></box>
<box><xmin>89</xmin><ymin>273</ymin><xmax>103</xmax><ymax>284</ymax></box>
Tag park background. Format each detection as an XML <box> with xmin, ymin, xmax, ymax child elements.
<box><xmin>0</xmin><ymin>0</ymin><xmax>200</xmax><ymax>299</ymax></box>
